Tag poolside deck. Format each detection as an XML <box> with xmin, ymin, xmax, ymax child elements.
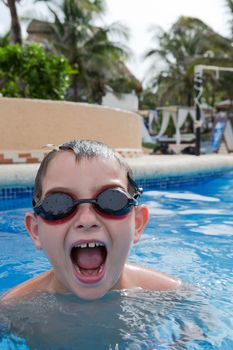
<box><xmin>1</xmin><ymin>154</ymin><xmax>233</xmax><ymax>188</ymax></box>
<box><xmin>128</xmin><ymin>154</ymin><xmax>233</xmax><ymax>178</ymax></box>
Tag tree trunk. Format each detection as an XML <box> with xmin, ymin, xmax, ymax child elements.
<box><xmin>187</xmin><ymin>91</ymin><xmax>193</xmax><ymax>107</ymax></box>
<box><xmin>72</xmin><ymin>73</ymin><xmax>80</xmax><ymax>102</ymax></box>
<box><xmin>7</xmin><ymin>0</ymin><xmax>22</xmax><ymax>45</ymax></box>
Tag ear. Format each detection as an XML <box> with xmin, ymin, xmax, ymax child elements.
<box><xmin>133</xmin><ymin>205</ymin><xmax>149</xmax><ymax>244</ymax></box>
<box><xmin>24</xmin><ymin>212</ymin><xmax>42</xmax><ymax>250</ymax></box>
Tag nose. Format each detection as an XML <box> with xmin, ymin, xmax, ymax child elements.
<box><xmin>72</xmin><ymin>203</ymin><xmax>100</xmax><ymax>230</ymax></box>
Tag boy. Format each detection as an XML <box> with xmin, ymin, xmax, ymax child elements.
<box><xmin>1</xmin><ymin>139</ymin><xmax>181</xmax><ymax>302</ymax></box>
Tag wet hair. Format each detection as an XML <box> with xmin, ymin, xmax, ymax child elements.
<box><xmin>33</xmin><ymin>139</ymin><xmax>135</xmax><ymax>205</ymax></box>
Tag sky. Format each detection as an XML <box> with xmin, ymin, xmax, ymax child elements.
<box><xmin>0</xmin><ymin>0</ymin><xmax>231</xmax><ymax>81</ymax></box>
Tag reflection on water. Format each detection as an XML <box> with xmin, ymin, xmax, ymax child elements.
<box><xmin>0</xmin><ymin>286</ymin><xmax>218</xmax><ymax>350</ymax></box>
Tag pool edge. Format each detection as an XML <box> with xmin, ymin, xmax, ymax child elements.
<box><xmin>0</xmin><ymin>154</ymin><xmax>233</xmax><ymax>192</ymax></box>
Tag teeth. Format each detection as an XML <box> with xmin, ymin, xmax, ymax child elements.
<box><xmin>88</xmin><ymin>242</ymin><xmax>95</xmax><ymax>248</ymax></box>
<box><xmin>80</xmin><ymin>243</ymin><xmax>87</xmax><ymax>248</ymax></box>
<box><xmin>75</xmin><ymin>242</ymin><xmax>104</xmax><ymax>249</ymax></box>
<box><xmin>98</xmin><ymin>264</ymin><xmax>104</xmax><ymax>273</ymax></box>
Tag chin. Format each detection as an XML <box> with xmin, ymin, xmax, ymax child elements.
<box><xmin>73</xmin><ymin>287</ymin><xmax>109</xmax><ymax>301</ymax></box>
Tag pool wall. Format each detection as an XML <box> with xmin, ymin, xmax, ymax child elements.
<box><xmin>0</xmin><ymin>97</ymin><xmax>142</xmax><ymax>162</ymax></box>
<box><xmin>128</xmin><ymin>154</ymin><xmax>233</xmax><ymax>188</ymax></box>
<box><xmin>1</xmin><ymin>154</ymin><xmax>233</xmax><ymax>199</ymax></box>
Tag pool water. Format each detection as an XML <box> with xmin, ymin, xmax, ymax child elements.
<box><xmin>0</xmin><ymin>173</ymin><xmax>233</xmax><ymax>349</ymax></box>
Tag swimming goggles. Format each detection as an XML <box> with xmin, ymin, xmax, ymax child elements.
<box><xmin>33</xmin><ymin>179</ymin><xmax>143</xmax><ymax>222</ymax></box>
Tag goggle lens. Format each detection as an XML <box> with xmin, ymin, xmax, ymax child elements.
<box><xmin>41</xmin><ymin>192</ymin><xmax>75</xmax><ymax>218</ymax></box>
<box><xmin>97</xmin><ymin>189</ymin><xmax>129</xmax><ymax>212</ymax></box>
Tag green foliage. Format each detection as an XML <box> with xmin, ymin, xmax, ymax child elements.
<box><xmin>0</xmin><ymin>43</ymin><xmax>74</xmax><ymax>99</ymax></box>
<box><xmin>0</xmin><ymin>32</ymin><xmax>11</xmax><ymax>47</ymax></box>
<box><xmin>108</xmin><ymin>77</ymin><xmax>138</xmax><ymax>94</ymax></box>
<box><xmin>218</xmin><ymin>72</ymin><xmax>233</xmax><ymax>101</ymax></box>
<box><xmin>142</xmin><ymin>142</ymin><xmax>156</xmax><ymax>149</ymax></box>
<box><xmin>139</xmin><ymin>89</ymin><xmax>157</xmax><ymax>110</ymax></box>
<box><xmin>145</xmin><ymin>16</ymin><xmax>233</xmax><ymax>106</ymax></box>
<box><xmin>226</xmin><ymin>0</ymin><xmax>233</xmax><ymax>37</ymax></box>
<box><xmin>165</xmin><ymin>114</ymin><xmax>176</xmax><ymax>137</ymax></box>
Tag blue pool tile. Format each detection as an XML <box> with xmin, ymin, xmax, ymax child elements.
<box><xmin>0</xmin><ymin>169</ymin><xmax>230</xmax><ymax>200</ymax></box>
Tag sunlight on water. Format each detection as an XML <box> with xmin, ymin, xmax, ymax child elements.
<box><xmin>179</xmin><ymin>209</ymin><xmax>229</xmax><ymax>215</ymax></box>
<box><xmin>191</xmin><ymin>223</ymin><xmax>233</xmax><ymax>236</ymax></box>
<box><xmin>144</xmin><ymin>190</ymin><xmax>220</xmax><ymax>202</ymax></box>
<box><xmin>0</xmin><ymin>287</ymin><xmax>227</xmax><ymax>350</ymax></box>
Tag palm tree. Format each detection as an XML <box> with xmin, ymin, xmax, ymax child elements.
<box><xmin>1</xmin><ymin>0</ymin><xmax>22</xmax><ymax>44</ymax></box>
<box><xmin>37</xmin><ymin>0</ymin><xmax>130</xmax><ymax>102</ymax></box>
<box><xmin>226</xmin><ymin>0</ymin><xmax>233</xmax><ymax>37</ymax></box>
<box><xmin>144</xmin><ymin>16</ymin><xmax>233</xmax><ymax>106</ymax></box>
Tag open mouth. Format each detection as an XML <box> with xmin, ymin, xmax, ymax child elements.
<box><xmin>70</xmin><ymin>241</ymin><xmax>107</xmax><ymax>283</ymax></box>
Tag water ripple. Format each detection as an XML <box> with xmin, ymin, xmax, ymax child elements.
<box><xmin>191</xmin><ymin>224</ymin><xmax>233</xmax><ymax>236</ymax></box>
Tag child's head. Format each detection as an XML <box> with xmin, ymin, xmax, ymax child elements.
<box><xmin>33</xmin><ymin>139</ymin><xmax>136</xmax><ymax>206</ymax></box>
<box><xmin>25</xmin><ymin>139</ymin><xmax>149</xmax><ymax>300</ymax></box>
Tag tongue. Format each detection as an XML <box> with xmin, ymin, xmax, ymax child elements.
<box><xmin>76</xmin><ymin>247</ymin><xmax>105</xmax><ymax>269</ymax></box>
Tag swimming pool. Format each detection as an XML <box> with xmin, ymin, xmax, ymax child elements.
<box><xmin>0</xmin><ymin>172</ymin><xmax>233</xmax><ymax>349</ymax></box>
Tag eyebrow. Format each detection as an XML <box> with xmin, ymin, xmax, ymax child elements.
<box><xmin>43</xmin><ymin>182</ymin><xmax>127</xmax><ymax>198</ymax></box>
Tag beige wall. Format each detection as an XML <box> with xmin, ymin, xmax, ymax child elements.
<box><xmin>0</xmin><ymin>97</ymin><xmax>142</xmax><ymax>151</ymax></box>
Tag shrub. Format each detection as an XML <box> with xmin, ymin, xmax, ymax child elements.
<box><xmin>0</xmin><ymin>43</ymin><xmax>74</xmax><ymax>100</ymax></box>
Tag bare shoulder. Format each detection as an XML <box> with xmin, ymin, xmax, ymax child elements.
<box><xmin>0</xmin><ymin>270</ymin><xmax>54</xmax><ymax>304</ymax></box>
<box><xmin>123</xmin><ymin>263</ymin><xmax>181</xmax><ymax>291</ymax></box>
